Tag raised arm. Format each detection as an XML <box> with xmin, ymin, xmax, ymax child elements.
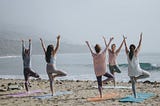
<box><xmin>22</xmin><ymin>40</ymin><xmax>25</xmax><ymax>59</ymax></box>
<box><xmin>28</xmin><ymin>39</ymin><xmax>31</xmax><ymax>56</ymax></box>
<box><xmin>85</xmin><ymin>41</ymin><xmax>94</xmax><ymax>54</ymax></box>
<box><xmin>107</xmin><ymin>37</ymin><xmax>114</xmax><ymax>49</ymax></box>
<box><xmin>54</xmin><ymin>35</ymin><xmax>60</xmax><ymax>54</ymax></box>
<box><xmin>123</xmin><ymin>36</ymin><xmax>129</xmax><ymax>54</ymax></box>
<box><xmin>135</xmin><ymin>32</ymin><xmax>142</xmax><ymax>56</ymax></box>
<box><xmin>40</xmin><ymin>38</ymin><xmax>46</xmax><ymax>53</ymax></box>
<box><xmin>103</xmin><ymin>36</ymin><xmax>108</xmax><ymax>47</ymax></box>
<box><xmin>116</xmin><ymin>38</ymin><xmax>124</xmax><ymax>54</ymax></box>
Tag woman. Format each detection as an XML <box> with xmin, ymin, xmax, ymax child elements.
<box><xmin>40</xmin><ymin>35</ymin><xmax>67</xmax><ymax>96</ymax></box>
<box><xmin>86</xmin><ymin>37</ymin><xmax>114</xmax><ymax>98</ymax></box>
<box><xmin>22</xmin><ymin>39</ymin><xmax>40</xmax><ymax>92</ymax></box>
<box><xmin>108</xmin><ymin>38</ymin><xmax>124</xmax><ymax>86</ymax></box>
<box><xmin>123</xmin><ymin>33</ymin><xmax>150</xmax><ymax>98</ymax></box>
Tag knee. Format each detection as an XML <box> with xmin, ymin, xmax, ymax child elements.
<box><xmin>24</xmin><ymin>81</ymin><xmax>28</xmax><ymax>85</ymax></box>
<box><xmin>63</xmin><ymin>72</ymin><xmax>67</xmax><ymax>76</ymax></box>
<box><xmin>144</xmin><ymin>71</ymin><xmax>150</xmax><ymax>78</ymax></box>
<box><xmin>110</xmin><ymin>75</ymin><xmax>115</xmax><ymax>80</ymax></box>
<box><xmin>61</xmin><ymin>71</ymin><xmax>67</xmax><ymax>76</ymax></box>
<box><xmin>146</xmin><ymin>73</ymin><xmax>150</xmax><ymax>78</ymax></box>
<box><xmin>35</xmin><ymin>73</ymin><xmax>40</xmax><ymax>78</ymax></box>
<box><xmin>98</xmin><ymin>83</ymin><xmax>102</xmax><ymax>88</ymax></box>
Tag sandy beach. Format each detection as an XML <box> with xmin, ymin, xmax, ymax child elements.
<box><xmin>0</xmin><ymin>79</ymin><xmax>159</xmax><ymax>106</ymax></box>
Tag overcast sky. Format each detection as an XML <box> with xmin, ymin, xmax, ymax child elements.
<box><xmin>0</xmin><ymin>0</ymin><xmax>160</xmax><ymax>53</ymax></box>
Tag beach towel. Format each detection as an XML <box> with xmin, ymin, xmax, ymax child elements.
<box><xmin>119</xmin><ymin>92</ymin><xmax>155</xmax><ymax>103</ymax></box>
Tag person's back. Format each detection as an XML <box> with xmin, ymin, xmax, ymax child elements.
<box><xmin>85</xmin><ymin>37</ymin><xmax>114</xmax><ymax>98</ymax></box>
<box><xmin>23</xmin><ymin>53</ymin><xmax>31</xmax><ymax>68</ymax></box>
<box><xmin>22</xmin><ymin>41</ymin><xmax>31</xmax><ymax>68</ymax></box>
<box><xmin>22</xmin><ymin>39</ymin><xmax>40</xmax><ymax>92</ymax></box>
<box><xmin>92</xmin><ymin>49</ymin><xmax>107</xmax><ymax>76</ymax></box>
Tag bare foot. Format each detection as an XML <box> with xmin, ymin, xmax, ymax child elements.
<box><xmin>100</xmin><ymin>94</ymin><xmax>102</xmax><ymax>98</ymax></box>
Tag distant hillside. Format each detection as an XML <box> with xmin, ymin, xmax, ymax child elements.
<box><xmin>0</xmin><ymin>39</ymin><xmax>89</xmax><ymax>56</ymax></box>
<box><xmin>0</xmin><ymin>30</ymin><xmax>88</xmax><ymax>56</ymax></box>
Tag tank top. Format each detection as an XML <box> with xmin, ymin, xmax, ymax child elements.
<box><xmin>49</xmin><ymin>55</ymin><xmax>56</xmax><ymax>65</ymax></box>
<box><xmin>127</xmin><ymin>54</ymin><xmax>142</xmax><ymax>76</ymax></box>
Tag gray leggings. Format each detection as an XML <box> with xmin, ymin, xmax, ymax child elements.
<box><xmin>46</xmin><ymin>64</ymin><xmax>67</xmax><ymax>81</ymax></box>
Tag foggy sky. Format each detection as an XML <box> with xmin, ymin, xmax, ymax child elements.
<box><xmin>0</xmin><ymin>0</ymin><xmax>160</xmax><ymax>53</ymax></box>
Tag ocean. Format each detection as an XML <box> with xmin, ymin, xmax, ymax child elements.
<box><xmin>0</xmin><ymin>53</ymin><xmax>160</xmax><ymax>82</ymax></box>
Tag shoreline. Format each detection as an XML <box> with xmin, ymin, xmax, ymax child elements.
<box><xmin>0</xmin><ymin>79</ymin><xmax>160</xmax><ymax>106</ymax></box>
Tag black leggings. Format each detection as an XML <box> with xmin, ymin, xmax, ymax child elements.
<box><xmin>24</xmin><ymin>68</ymin><xmax>39</xmax><ymax>81</ymax></box>
<box><xmin>96</xmin><ymin>72</ymin><xmax>114</xmax><ymax>87</ymax></box>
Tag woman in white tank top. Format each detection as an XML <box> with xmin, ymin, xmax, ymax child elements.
<box><xmin>123</xmin><ymin>33</ymin><xmax>150</xmax><ymax>98</ymax></box>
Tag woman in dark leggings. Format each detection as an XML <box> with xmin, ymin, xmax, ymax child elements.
<box><xmin>22</xmin><ymin>39</ymin><xmax>40</xmax><ymax>92</ymax></box>
<box><xmin>86</xmin><ymin>36</ymin><xmax>114</xmax><ymax>98</ymax></box>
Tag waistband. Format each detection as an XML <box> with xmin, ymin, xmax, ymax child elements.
<box><xmin>47</xmin><ymin>63</ymin><xmax>55</xmax><ymax>65</ymax></box>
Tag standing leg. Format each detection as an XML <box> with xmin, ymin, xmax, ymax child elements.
<box><xmin>113</xmin><ymin>74</ymin><xmax>115</xmax><ymax>87</ymax></box>
<box><xmin>48</xmin><ymin>74</ymin><xmax>54</xmax><ymax>96</ymax></box>
<box><xmin>50</xmin><ymin>80</ymin><xmax>54</xmax><ymax>96</ymax></box>
<box><xmin>24</xmin><ymin>68</ymin><xmax>29</xmax><ymax>92</ymax></box>
<box><xmin>96</xmin><ymin>76</ymin><xmax>102</xmax><ymax>98</ymax></box>
<box><xmin>109</xmin><ymin>65</ymin><xmax>116</xmax><ymax>86</ymax></box>
<box><xmin>130</xmin><ymin>76</ymin><xmax>136</xmax><ymax>98</ymax></box>
<box><xmin>112</xmin><ymin>72</ymin><xmax>116</xmax><ymax>87</ymax></box>
<box><xmin>47</xmin><ymin>65</ymin><xmax>55</xmax><ymax>96</ymax></box>
<box><xmin>110</xmin><ymin>71</ymin><xmax>116</xmax><ymax>87</ymax></box>
<box><xmin>24</xmin><ymin>80</ymin><xmax>29</xmax><ymax>92</ymax></box>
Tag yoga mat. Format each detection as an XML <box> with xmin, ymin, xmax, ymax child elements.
<box><xmin>87</xmin><ymin>92</ymin><xmax>119</xmax><ymax>102</ymax></box>
<box><xmin>33</xmin><ymin>91</ymin><xmax>73</xmax><ymax>99</ymax></box>
<box><xmin>119</xmin><ymin>93</ymin><xmax>155</xmax><ymax>103</ymax></box>
<box><xmin>93</xmin><ymin>86</ymin><xmax>131</xmax><ymax>89</ymax></box>
<box><xmin>7</xmin><ymin>89</ymin><xmax>43</xmax><ymax>97</ymax></box>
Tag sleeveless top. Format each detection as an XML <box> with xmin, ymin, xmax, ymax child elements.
<box><xmin>49</xmin><ymin>55</ymin><xmax>56</xmax><ymax>64</ymax></box>
<box><xmin>47</xmin><ymin>55</ymin><xmax>56</xmax><ymax>68</ymax></box>
<box><xmin>127</xmin><ymin>54</ymin><xmax>143</xmax><ymax>76</ymax></box>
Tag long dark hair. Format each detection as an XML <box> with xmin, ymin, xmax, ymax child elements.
<box><xmin>129</xmin><ymin>44</ymin><xmax>136</xmax><ymax>60</ymax></box>
<box><xmin>45</xmin><ymin>45</ymin><xmax>54</xmax><ymax>63</ymax></box>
